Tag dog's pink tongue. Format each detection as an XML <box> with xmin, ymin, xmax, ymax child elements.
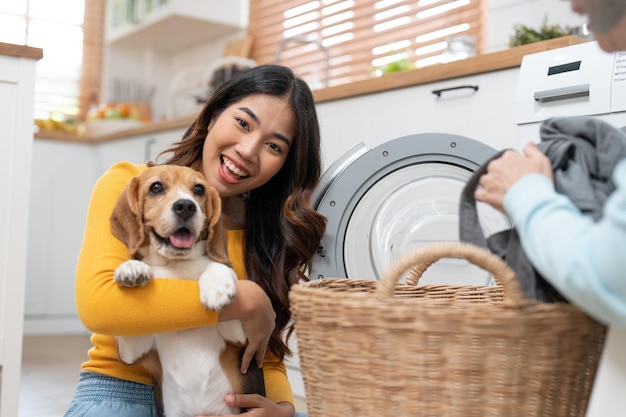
<box><xmin>170</xmin><ymin>230</ymin><xmax>195</xmax><ymax>249</ymax></box>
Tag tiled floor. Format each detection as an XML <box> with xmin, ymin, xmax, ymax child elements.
<box><xmin>19</xmin><ymin>335</ymin><xmax>307</xmax><ymax>416</ymax></box>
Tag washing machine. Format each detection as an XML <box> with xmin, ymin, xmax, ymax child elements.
<box><xmin>309</xmin><ymin>132</ymin><xmax>512</xmax><ymax>286</ymax></box>
<box><xmin>287</xmin><ymin>131</ymin><xmax>513</xmax><ymax>399</ymax></box>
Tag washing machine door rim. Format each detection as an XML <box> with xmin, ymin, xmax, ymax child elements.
<box><xmin>311</xmin><ymin>132</ymin><xmax>503</xmax><ymax>282</ymax></box>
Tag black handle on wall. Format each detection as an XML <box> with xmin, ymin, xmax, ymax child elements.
<box><xmin>431</xmin><ymin>85</ymin><xmax>479</xmax><ymax>97</ymax></box>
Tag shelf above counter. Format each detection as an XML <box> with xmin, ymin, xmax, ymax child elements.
<box><xmin>106</xmin><ymin>0</ymin><xmax>247</xmax><ymax>51</ymax></box>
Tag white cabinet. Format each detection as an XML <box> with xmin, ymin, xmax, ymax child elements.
<box><xmin>25</xmin><ymin>128</ymin><xmax>185</xmax><ymax>335</ymax></box>
<box><xmin>105</xmin><ymin>0</ymin><xmax>247</xmax><ymax>51</ymax></box>
<box><xmin>25</xmin><ymin>141</ymin><xmax>95</xmax><ymax>333</ymax></box>
<box><xmin>0</xmin><ymin>44</ymin><xmax>41</xmax><ymax>417</ymax></box>
<box><xmin>95</xmin><ymin>127</ymin><xmax>185</xmax><ymax>170</ymax></box>
<box><xmin>316</xmin><ymin>68</ymin><xmax>520</xmax><ymax>168</ymax></box>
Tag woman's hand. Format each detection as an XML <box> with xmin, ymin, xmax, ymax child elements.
<box><xmin>218</xmin><ymin>280</ymin><xmax>276</xmax><ymax>373</ymax></box>
<box><xmin>475</xmin><ymin>142</ymin><xmax>553</xmax><ymax>212</ymax></box>
<box><xmin>195</xmin><ymin>394</ymin><xmax>295</xmax><ymax>417</ymax></box>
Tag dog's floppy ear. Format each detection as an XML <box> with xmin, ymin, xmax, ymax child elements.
<box><xmin>205</xmin><ymin>186</ymin><xmax>231</xmax><ymax>266</ymax></box>
<box><xmin>110</xmin><ymin>176</ymin><xmax>145</xmax><ymax>256</ymax></box>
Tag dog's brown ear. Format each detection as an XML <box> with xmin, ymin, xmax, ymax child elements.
<box><xmin>205</xmin><ymin>187</ymin><xmax>231</xmax><ymax>266</ymax></box>
<box><xmin>110</xmin><ymin>177</ymin><xmax>145</xmax><ymax>256</ymax></box>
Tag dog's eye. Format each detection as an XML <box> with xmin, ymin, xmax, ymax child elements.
<box><xmin>149</xmin><ymin>182</ymin><xmax>165</xmax><ymax>195</ymax></box>
<box><xmin>193</xmin><ymin>184</ymin><xmax>205</xmax><ymax>196</ymax></box>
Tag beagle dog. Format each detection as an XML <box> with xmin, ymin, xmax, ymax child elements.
<box><xmin>109</xmin><ymin>164</ymin><xmax>264</xmax><ymax>417</ymax></box>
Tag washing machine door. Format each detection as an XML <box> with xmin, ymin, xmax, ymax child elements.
<box><xmin>311</xmin><ymin>133</ymin><xmax>512</xmax><ymax>286</ymax></box>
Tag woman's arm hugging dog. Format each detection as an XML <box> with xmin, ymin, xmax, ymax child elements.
<box><xmin>109</xmin><ymin>164</ymin><xmax>265</xmax><ymax>417</ymax></box>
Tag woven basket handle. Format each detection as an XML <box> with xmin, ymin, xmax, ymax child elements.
<box><xmin>376</xmin><ymin>241</ymin><xmax>525</xmax><ymax>305</ymax></box>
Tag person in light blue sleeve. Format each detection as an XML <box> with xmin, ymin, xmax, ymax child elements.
<box><xmin>474</xmin><ymin>0</ymin><xmax>626</xmax><ymax>328</ymax></box>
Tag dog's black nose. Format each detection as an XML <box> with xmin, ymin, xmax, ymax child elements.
<box><xmin>173</xmin><ymin>199</ymin><xmax>196</xmax><ymax>220</ymax></box>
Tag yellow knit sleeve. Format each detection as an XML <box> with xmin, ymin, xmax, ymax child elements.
<box><xmin>262</xmin><ymin>349</ymin><xmax>295</xmax><ymax>407</ymax></box>
<box><xmin>75</xmin><ymin>161</ymin><xmax>220</xmax><ymax>336</ymax></box>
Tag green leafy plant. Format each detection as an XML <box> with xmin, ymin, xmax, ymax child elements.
<box><xmin>371</xmin><ymin>55</ymin><xmax>414</xmax><ymax>77</ymax></box>
<box><xmin>509</xmin><ymin>15</ymin><xmax>571</xmax><ymax>47</ymax></box>
<box><xmin>379</xmin><ymin>57</ymin><xmax>414</xmax><ymax>74</ymax></box>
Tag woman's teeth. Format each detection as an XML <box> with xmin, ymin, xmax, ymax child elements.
<box><xmin>223</xmin><ymin>156</ymin><xmax>249</xmax><ymax>178</ymax></box>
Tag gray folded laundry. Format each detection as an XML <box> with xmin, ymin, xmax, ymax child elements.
<box><xmin>459</xmin><ymin>116</ymin><xmax>626</xmax><ymax>302</ymax></box>
<box><xmin>539</xmin><ymin>117</ymin><xmax>626</xmax><ymax>221</ymax></box>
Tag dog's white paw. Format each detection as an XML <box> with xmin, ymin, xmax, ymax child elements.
<box><xmin>199</xmin><ymin>263</ymin><xmax>238</xmax><ymax>311</ymax></box>
<box><xmin>114</xmin><ymin>259</ymin><xmax>153</xmax><ymax>287</ymax></box>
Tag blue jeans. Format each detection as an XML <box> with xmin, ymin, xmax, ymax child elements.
<box><xmin>64</xmin><ymin>371</ymin><xmax>157</xmax><ymax>417</ymax></box>
<box><xmin>64</xmin><ymin>371</ymin><xmax>309</xmax><ymax>417</ymax></box>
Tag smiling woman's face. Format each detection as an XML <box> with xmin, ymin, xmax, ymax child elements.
<box><xmin>196</xmin><ymin>94</ymin><xmax>296</xmax><ymax>198</ymax></box>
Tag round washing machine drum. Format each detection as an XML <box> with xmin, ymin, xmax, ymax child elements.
<box><xmin>311</xmin><ymin>133</ymin><xmax>512</xmax><ymax>286</ymax></box>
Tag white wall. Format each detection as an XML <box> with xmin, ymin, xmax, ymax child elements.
<box><xmin>103</xmin><ymin>30</ymin><xmax>248</xmax><ymax>121</ymax></box>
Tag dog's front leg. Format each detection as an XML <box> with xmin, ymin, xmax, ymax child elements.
<box><xmin>116</xmin><ymin>335</ymin><xmax>156</xmax><ymax>364</ymax></box>
<box><xmin>217</xmin><ymin>320</ymin><xmax>247</xmax><ymax>345</ymax></box>
<box><xmin>198</xmin><ymin>262</ymin><xmax>238</xmax><ymax>311</ymax></box>
<box><xmin>113</xmin><ymin>260</ymin><xmax>156</xmax><ymax>364</ymax></box>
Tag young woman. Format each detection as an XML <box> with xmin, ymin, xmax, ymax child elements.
<box><xmin>64</xmin><ymin>64</ymin><xmax>326</xmax><ymax>417</ymax></box>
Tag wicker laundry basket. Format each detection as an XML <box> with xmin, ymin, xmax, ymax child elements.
<box><xmin>290</xmin><ymin>242</ymin><xmax>606</xmax><ymax>417</ymax></box>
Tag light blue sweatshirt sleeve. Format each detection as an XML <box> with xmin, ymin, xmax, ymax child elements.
<box><xmin>503</xmin><ymin>160</ymin><xmax>626</xmax><ymax>327</ymax></box>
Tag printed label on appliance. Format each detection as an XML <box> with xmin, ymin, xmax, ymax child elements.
<box><xmin>614</xmin><ymin>52</ymin><xmax>626</xmax><ymax>83</ymax></box>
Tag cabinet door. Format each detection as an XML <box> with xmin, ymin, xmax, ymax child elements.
<box><xmin>96</xmin><ymin>128</ymin><xmax>185</xmax><ymax>170</ymax></box>
<box><xmin>317</xmin><ymin>68</ymin><xmax>519</xmax><ymax>167</ymax></box>
<box><xmin>25</xmin><ymin>141</ymin><xmax>94</xmax><ymax>323</ymax></box>
<box><xmin>411</xmin><ymin>69</ymin><xmax>519</xmax><ymax>150</ymax></box>
<box><xmin>143</xmin><ymin>128</ymin><xmax>186</xmax><ymax>162</ymax></box>
<box><xmin>0</xmin><ymin>53</ymin><xmax>38</xmax><ymax>417</ymax></box>
<box><xmin>0</xmin><ymin>63</ymin><xmax>19</xmax><ymax>365</ymax></box>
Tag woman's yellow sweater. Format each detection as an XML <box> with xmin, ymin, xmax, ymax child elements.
<box><xmin>76</xmin><ymin>161</ymin><xmax>293</xmax><ymax>406</ymax></box>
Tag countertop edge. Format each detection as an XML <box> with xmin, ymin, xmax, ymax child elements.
<box><xmin>0</xmin><ymin>42</ymin><xmax>43</xmax><ymax>60</ymax></box>
<box><xmin>312</xmin><ymin>36</ymin><xmax>589</xmax><ymax>103</ymax></box>
<box><xmin>35</xmin><ymin>36</ymin><xmax>588</xmax><ymax>144</ymax></box>
<box><xmin>36</xmin><ymin>116</ymin><xmax>197</xmax><ymax>144</ymax></box>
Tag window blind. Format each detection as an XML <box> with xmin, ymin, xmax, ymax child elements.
<box><xmin>80</xmin><ymin>0</ymin><xmax>105</xmax><ymax>120</ymax></box>
<box><xmin>249</xmin><ymin>0</ymin><xmax>483</xmax><ymax>88</ymax></box>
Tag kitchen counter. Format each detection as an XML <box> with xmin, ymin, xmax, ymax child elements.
<box><xmin>35</xmin><ymin>36</ymin><xmax>587</xmax><ymax>143</ymax></box>
<box><xmin>0</xmin><ymin>42</ymin><xmax>43</xmax><ymax>60</ymax></box>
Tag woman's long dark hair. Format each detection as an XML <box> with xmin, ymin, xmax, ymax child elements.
<box><xmin>159</xmin><ymin>64</ymin><xmax>326</xmax><ymax>360</ymax></box>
